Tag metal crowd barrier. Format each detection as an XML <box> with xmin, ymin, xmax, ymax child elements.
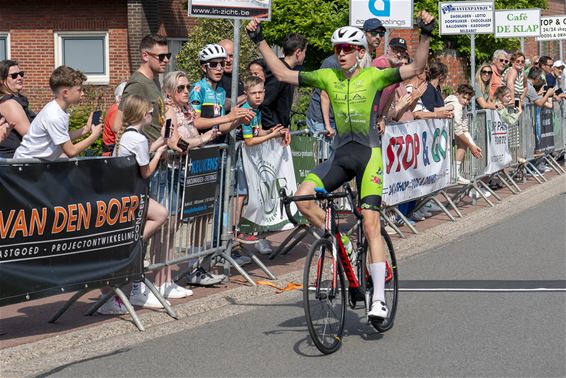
<box><xmin>146</xmin><ymin>142</ymin><xmax>276</xmax><ymax>288</ymax></box>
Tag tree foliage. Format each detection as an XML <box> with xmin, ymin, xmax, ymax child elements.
<box><xmin>176</xmin><ymin>19</ymin><xmax>259</xmax><ymax>84</ymax></box>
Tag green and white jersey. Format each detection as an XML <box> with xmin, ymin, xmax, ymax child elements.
<box><xmin>299</xmin><ymin>67</ymin><xmax>401</xmax><ymax>148</ymax></box>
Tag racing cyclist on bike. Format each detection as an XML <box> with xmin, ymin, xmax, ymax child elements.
<box><xmin>246</xmin><ymin>11</ymin><xmax>435</xmax><ymax>321</ymax></box>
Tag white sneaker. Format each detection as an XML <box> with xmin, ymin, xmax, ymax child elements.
<box><xmin>368</xmin><ymin>300</ymin><xmax>389</xmax><ymax>320</ymax></box>
<box><xmin>457</xmin><ymin>175</ymin><xmax>471</xmax><ymax>185</ymax></box>
<box><xmin>255</xmin><ymin>239</ymin><xmax>272</xmax><ymax>255</ymax></box>
<box><xmin>158</xmin><ymin>282</ymin><xmax>193</xmax><ymax>299</ymax></box>
<box><xmin>97</xmin><ymin>295</ymin><xmax>127</xmax><ymax>315</ymax></box>
<box><xmin>129</xmin><ymin>290</ymin><xmax>170</xmax><ymax>308</ymax></box>
<box><xmin>468</xmin><ymin>188</ymin><xmax>492</xmax><ymax>199</ymax></box>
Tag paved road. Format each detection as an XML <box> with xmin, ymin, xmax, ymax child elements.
<box><xmin>43</xmin><ymin>195</ymin><xmax>566</xmax><ymax>377</ymax></box>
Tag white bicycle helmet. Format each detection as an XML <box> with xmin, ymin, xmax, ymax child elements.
<box><xmin>331</xmin><ymin>26</ymin><xmax>368</xmax><ymax>50</ymax></box>
<box><xmin>199</xmin><ymin>44</ymin><xmax>227</xmax><ymax>62</ymax></box>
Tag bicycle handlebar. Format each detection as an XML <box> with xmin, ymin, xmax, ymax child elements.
<box><xmin>279</xmin><ymin>183</ymin><xmax>363</xmax><ymax>226</ymax></box>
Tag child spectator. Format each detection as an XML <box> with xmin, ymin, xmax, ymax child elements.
<box><xmin>444</xmin><ymin>84</ymin><xmax>482</xmax><ymax>185</ymax></box>
<box><xmin>493</xmin><ymin>86</ymin><xmax>522</xmax><ymax>125</ymax></box>
<box><xmin>101</xmin><ymin>94</ymin><xmax>170</xmax><ymax>312</ymax></box>
<box><xmin>14</xmin><ymin>66</ymin><xmax>101</xmax><ymax>160</ymax></box>
<box><xmin>235</xmin><ymin>76</ymin><xmax>287</xmax><ymax>250</ymax></box>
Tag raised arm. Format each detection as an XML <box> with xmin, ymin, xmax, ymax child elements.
<box><xmin>399</xmin><ymin>11</ymin><xmax>434</xmax><ymax>81</ymax></box>
<box><xmin>246</xmin><ymin>19</ymin><xmax>299</xmax><ymax>86</ymax></box>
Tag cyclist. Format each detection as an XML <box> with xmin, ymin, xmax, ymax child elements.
<box><xmin>246</xmin><ymin>11</ymin><xmax>435</xmax><ymax>320</ymax></box>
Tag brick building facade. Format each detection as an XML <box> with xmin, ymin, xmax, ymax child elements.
<box><xmin>0</xmin><ymin>0</ymin><xmax>564</xmax><ymax>110</ymax></box>
<box><xmin>0</xmin><ymin>0</ymin><xmax>195</xmax><ymax>110</ymax></box>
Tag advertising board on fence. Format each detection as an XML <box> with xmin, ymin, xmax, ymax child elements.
<box><xmin>536</xmin><ymin>108</ymin><xmax>555</xmax><ymax>154</ymax></box>
<box><xmin>182</xmin><ymin>147</ymin><xmax>221</xmax><ymax>219</ymax></box>
<box><xmin>537</xmin><ymin>15</ymin><xmax>566</xmax><ymax>41</ymax></box>
<box><xmin>439</xmin><ymin>1</ymin><xmax>494</xmax><ymax>35</ymax></box>
<box><xmin>350</xmin><ymin>0</ymin><xmax>413</xmax><ymax>29</ymax></box>
<box><xmin>240</xmin><ymin>139</ymin><xmax>298</xmax><ymax>233</ymax></box>
<box><xmin>495</xmin><ymin>9</ymin><xmax>541</xmax><ymax>38</ymax></box>
<box><xmin>382</xmin><ymin>119</ymin><xmax>451</xmax><ymax>206</ymax></box>
<box><xmin>485</xmin><ymin>111</ymin><xmax>513</xmax><ymax>175</ymax></box>
<box><xmin>189</xmin><ymin>0</ymin><xmax>271</xmax><ymax>20</ymax></box>
<box><xmin>0</xmin><ymin>157</ymin><xmax>146</xmax><ymax>306</ymax></box>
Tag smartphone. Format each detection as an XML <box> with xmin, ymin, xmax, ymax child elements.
<box><xmin>555</xmin><ymin>88</ymin><xmax>563</xmax><ymax>96</ymax></box>
<box><xmin>543</xmin><ymin>85</ymin><xmax>550</xmax><ymax>92</ymax></box>
<box><xmin>92</xmin><ymin>110</ymin><xmax>102</xmax><ymax>125</ymax></box>
<box><xmin>164</xmin><ymin>118</ymin><xmax>172</xmax><ymax>139</ymax></box>
<box><xmin>514</xmin><ymin>98</ymin><xmax>520</xmax><ymax>108</ymax></box>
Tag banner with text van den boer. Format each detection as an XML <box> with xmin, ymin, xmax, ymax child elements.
<box><xmin>485</xmin><ymin>110</ymin><xmax>513</xmax><ymax>175</ymax></box>
<box><xmin>382</xmin><ymin>119</ymin><xmax>451</xmax><ymax>206</ymax></box>
<box><xmin>0</xmin><ymin>157</ymin><xmax>147</xmax><ymax>306</ymax></box>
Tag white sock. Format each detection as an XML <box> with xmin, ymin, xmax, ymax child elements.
<box><xmin>369</xmin><ymin>262</ymin><xmax>386</xmax><ymax>303</ymax></box>
<box><xmin>456</xmin><ymin>161</ymin><xmax>462</xmax><ymax>176</ymax></box>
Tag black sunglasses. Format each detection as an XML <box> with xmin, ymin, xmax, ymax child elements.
<box><xmin>176</xmin><ymin>84</ymin><xmax>190</xmax><ymax>93</ymax></box>
<box><xmin>369</xmin><ymin>30</ymin><xmax>386</xmax><ymax>37</ymax></box>
<box><xmin>9</xmin><ymin>71</ymin><xmax>24</xmax><ymax>79</ymax></box>
<box><xmin>145</xmin><ymin>51</ymin><xmax>172</xmax><ymax>62</ymax></box>
<box><xmin>499</xmin><ymin>58</ymin><xmax>509</xmax><ymax>64</ymax></box>
<box><xmin>481</xmin><ymin>70</ymin><xmax>493</xmax><ymax>75</ymax></box>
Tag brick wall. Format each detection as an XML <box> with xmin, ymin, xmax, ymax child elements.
<box><xmin>1</xmin><ymin>0</ymin><xmax>193</xmax><ymax>111</ymax></box>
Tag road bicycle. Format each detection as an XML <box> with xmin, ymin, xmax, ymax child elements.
<box><xmin>280</xmin><ymin>184</ymin><xmax>398</xmax><ymax>354</ymax></box>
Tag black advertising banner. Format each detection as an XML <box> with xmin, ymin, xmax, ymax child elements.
<box><xmin>182</xmin><ymin>147</ymin><xmax>221</xmax><ymax>219</ymax></box>
<box><xmin>0</xmin><ymin>157</ymin><xmax>147</xmax><ymax>306</ymax></box>
<box><xmin>535</xmin><ymin>108</ymin><xmax>555</xmax><ymax>153</ymax></box>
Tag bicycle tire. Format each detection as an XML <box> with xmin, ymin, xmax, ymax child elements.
<box><xmin>303</xmin><ymin>237</ymin><xmax>346</xmax><ymax>354</ymax></box>
<box><xmin>369</xmin><ymin>228</ymin><xmax>398</xmax><ymax>333</ymax></box>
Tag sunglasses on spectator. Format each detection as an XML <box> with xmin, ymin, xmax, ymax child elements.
<box><xmin>481</xmin><ymin>70</ymin><xmax>493</xmax><ymax>75</ymax></box>
<box><xmin>514</xmin><ymin>59</ymin><xmax>525</xmax><ymax>64</ymax></box>
<box><xmin>334</xmin><ymin>44</ymin><xmax>360</xmax><ymax>55</ymax></box>
<box><xmin>145</xmin><ymin>51</ymin><xmax>172</xmax><ymax>62</ymax></box>
<box><xmin>369</xmin><ymin>30</ymin><xmax>386</xmax><ymax>37</ymax></box>
<box><xmin>176</xmin><ymin>84</ymin><xmax>190</xmax><ymax>93</ymax></box>
<box><xmin>205</xmin><ymin>61</ymin><xmax>226</xmax><ymax>69</ymax></box>
<box><xmin>9</xmin><ymin>71</ymin><xmax>24</xmax><ymax>79</ymax></box>
<box><xmin>499</xmin><ymin>59</ymin><xmax>509</xmax><ymax>64</ymax></box>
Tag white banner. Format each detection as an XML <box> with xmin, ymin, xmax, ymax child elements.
<box><xmin>439</xmin><ymin>1</ymin><xmax>494</xmax><ymax>35</ymax></box>
<box><xmin>538</xmin><ymin>15</ymin><xmax>566</xmax><ymax>41</ymax></box>
<box><xmin>350</xmin><ymin>0</ymin><xmax>413</xmax><ymax>29</ymax></box>
<box><xmin>484</xmin><ymin>110</ymin><xmax>512</xmax><ymax>175</ymax></box>
<box><xmin>382</xmin><ymin>119</ymin><xmax>451</xmax><ymax>206</ymax></box>
<box><xmin>240</xmin><ymin>139</ymin><xmax>297</xmax><ymax>232</ymax></box>
<box><xmin>495</xmin><ymin>9</ymin><xmax>541</xmax><ymax>38</ymax></box>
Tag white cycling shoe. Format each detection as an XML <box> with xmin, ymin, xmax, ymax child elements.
<box><xmin>368</xmin><ymin>300</ymin><xmax>389</xmax><ymax>320</ymax></box>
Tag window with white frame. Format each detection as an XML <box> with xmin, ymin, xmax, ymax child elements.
<box><xmin>54</xmin><ymin>32</ymin><xmax>109</xmax><ymax>85</ymax></box>
<box><xmin>0</xmin><ymin>33</ymin><xmax>8</xmax><ymax>61</ymax></box>
<box><xmin>167</xmin><ymin>38</ymin><xmax>188</xmax><ymax>72</ymax></box>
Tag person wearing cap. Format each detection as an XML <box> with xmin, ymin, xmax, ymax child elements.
<box><xmin>361</xmin><ymin>18</ymin><xmax>386</xmax><ymax>68</ymax></box>
<box><xmin>547</xmin><ymin>60</ymin><xmax>566</xmax><ymax>101</ymax></box>
<box><xmin>372</xmin><ymin>37</ymin><xmax>408</xmax><ymax>119</ymax></box>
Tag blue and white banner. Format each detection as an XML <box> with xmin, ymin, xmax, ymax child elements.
<box><xmin>485</xmin><ymin>110</ymin><xmax>513</xmax><ymax>175</ymax></box>
<box><xmin>382</xmin><ymin>119</ymin><xmax>451</xmax><ymax>206</ymax></box>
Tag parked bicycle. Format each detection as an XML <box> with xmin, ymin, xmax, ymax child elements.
<box><xmin>280</xmin><ymin>183</ymin><xmax>398</xmax><ymax>354</ymax></box>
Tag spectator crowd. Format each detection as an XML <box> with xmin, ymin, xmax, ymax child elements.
<box><xmin>1</xmin><ymin>19</ymin><xmax>564</xmax><ymax>315</ymax></box>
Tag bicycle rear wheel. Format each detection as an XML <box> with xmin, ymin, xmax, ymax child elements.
<box><xmin>303</xmin><ymin>238</ymin><xmax>346</xmax><ymax>354</ymax></box>
<box><xmin>369</xmin><ymin>228</ymin><xmax>398</xmax><ymax>332</ymax></box>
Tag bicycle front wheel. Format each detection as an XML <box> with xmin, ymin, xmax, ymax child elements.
<box><xmin>303</xmin><ymin>237</ymin><xmax>346</xmax><ymax>354</ymax></box>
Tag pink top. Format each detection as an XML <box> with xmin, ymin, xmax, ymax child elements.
<box><xmin>372</xmin><ymin>55</ymin><xmax>400</xmax><ymax>115</ymax></box>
